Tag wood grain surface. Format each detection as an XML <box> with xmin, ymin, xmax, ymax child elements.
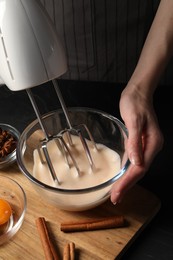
<box><xmin>0</xmin><ymin>163</ymin><xmax>161</xmax><ymax>260</ymax></box>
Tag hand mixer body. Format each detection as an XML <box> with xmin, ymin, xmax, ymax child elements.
<box><xmin>0</xmin><ymin>0</ymin><xmax>67</xmax><ymax>90</ymax></box>
<box><xmin>0</xmin><ymin>0</ymin><xmax>110</xmax><ymax>185</ymax></box>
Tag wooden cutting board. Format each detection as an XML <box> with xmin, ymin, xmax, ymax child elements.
<box><xmin>0</xmin><ymin>163</ymin><xmax>161</xmax><ymax>260</ymax></box>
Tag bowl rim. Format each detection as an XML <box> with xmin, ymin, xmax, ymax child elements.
<box><xmin>17</xmin><ymin>107</ymin><xmax>131</xmax><ymax>194</ymax></box>
<box><xmin>0</xmin><ymin>175</ymin><xmax>27</xmax><ymax>241</ymax></box>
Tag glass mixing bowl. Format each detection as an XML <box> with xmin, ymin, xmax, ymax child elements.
<box><xmin>17</xmin><ymin>107</ymin><xmax>130</xmax><ymax>211</ymax></box>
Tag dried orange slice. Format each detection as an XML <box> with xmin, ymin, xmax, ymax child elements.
<box><xmin>0</xmin><ymin>198</ymin><xmax>12</xmax><ymax>225</ymax></box>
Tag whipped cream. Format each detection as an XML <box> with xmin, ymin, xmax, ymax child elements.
<box><xmin>33</xmin><ymin>135</ymin><xmax>121</xmax><ymax>189</ymax></box>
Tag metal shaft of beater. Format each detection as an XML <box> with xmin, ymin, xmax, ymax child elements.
<box><xmin>26</xmin><ymin>89</ymin><xmax>59</xmax><ymax>183</ymax></box>
<box><xmin>52</xmin><ymin>79</ymin><xmax>95</xmax><ymax>169</ymax></box>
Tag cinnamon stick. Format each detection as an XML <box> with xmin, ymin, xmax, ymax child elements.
<box><xmin>61</xmin><ymin>215</ymin><xmax>126</xmax><ymax>233</ymax></box>
<box><xmin>69</xmin><ymin>242</ymin><xmax>75</xmax><ymax>260</ymax></box>
<box><xmin>63</xmin><ymin>242</ymin><xmax>75</xmax><ymax>260</ymax></box>
<box><xmin>35</xmin><ymin>217</ymin><xmax>59</xmax><ymax>260</ymax></box>
<box><xmin>63</xmin><ymin>243</ymin><xmax>70</xmax><ymax>260</ymax></box>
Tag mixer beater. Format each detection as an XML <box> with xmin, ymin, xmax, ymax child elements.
<box><xmin>0</xmin><ymin>0</ymin><xmax>97</xmax><ymax>183</ymax></box>
<box><xmin>26</xmin><ymin>80</ymin><xmax>97</xmax><ymax>183</ymax></box>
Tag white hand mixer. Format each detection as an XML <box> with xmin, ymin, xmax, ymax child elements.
<box><xmin>0</xmin><ymin>0</ymin><xmax>96</xmax><ymax>183</ymax></box>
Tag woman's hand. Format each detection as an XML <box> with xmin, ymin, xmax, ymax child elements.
<box><xmin>110</xmin><ymin>84</ymin><xmax>164</xmax><ymax>204</ymax></box>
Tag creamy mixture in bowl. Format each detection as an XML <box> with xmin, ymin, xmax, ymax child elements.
<box><xmin>17</xmin><ymin>108</ymin><xmax>130</xmax><ymax>211</ymax></box>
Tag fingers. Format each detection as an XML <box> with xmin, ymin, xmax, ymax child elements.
<box><xmin>110</xmin><ymin>127</ymin><xmax>164</xmax><ymax>205</ymax></box>
<box><xmin>110</xmin><ymin>163</ymin><xmax>145</xmax><ymax>204</ymax></box>
<box><xmin>116</xmin><ymin>85</ymin><xmax>164</xmax><ymax>206</ymax></box>
<box><xmin>127</xmin><ymin>129</ymin><xmax>144</xmax><ymax>166</ymax></box>
<box><xmin>110</xmin><ymin>124</ymin><xmax>145</xmax><ymax>204</ymax></box>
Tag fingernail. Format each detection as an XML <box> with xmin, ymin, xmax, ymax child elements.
<box><xmin>112</xmin><ymin>192</ymin><xmax>121</xmax><ymax>205</ymax></box>
<box><xmin>112</xmin><ymin>198</ymin><xmax>122</xmax><ymax>205</ymax></box>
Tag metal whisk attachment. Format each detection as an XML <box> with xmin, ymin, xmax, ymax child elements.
<box><xmin>26</xmin><ymin>80</ymin><xmax>97</xmax><ymax>184</ymax></box>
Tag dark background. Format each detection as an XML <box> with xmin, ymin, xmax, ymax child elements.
<box><xmin>0</xmin><ymin>80</ymin><xmax>172</xmax><ymax>259</ymax></box>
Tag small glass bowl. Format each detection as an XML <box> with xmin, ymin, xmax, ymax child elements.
<box><xmin>0</xmin><ymin>123</ymin><xmax>20</xmax><ymax>169</ymax></box>
<box><xmin>17</xmin><ymin>107</ymin><xmax>130</xmax><ymax>211</ymax></box>
<box><xmin>0</xmin><ymin>175</ymin><xmax>27</xmax><ymax>245</ymax></box>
